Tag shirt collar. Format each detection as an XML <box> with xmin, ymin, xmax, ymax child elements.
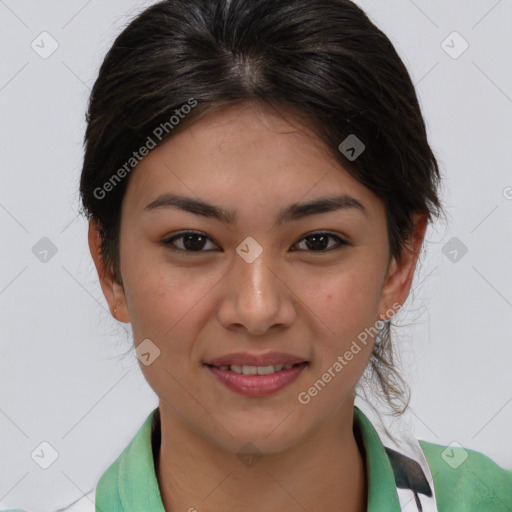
<box><xmin>97</xmin><ymin>405</ymin><xmax>402</xmax><ymax>512</ymax></box>
<box><xmin>353</xmin><ymin>405</ymin><xmax>402</xmax><ymax>511</ymax></box>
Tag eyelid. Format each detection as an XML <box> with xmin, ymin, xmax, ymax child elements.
<box><xmin>299</xmin><ymin>229</ymin><xmax>350</xmax><ymax>244</ymax></box>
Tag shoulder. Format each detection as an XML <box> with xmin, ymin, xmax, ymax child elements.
<box><xmin>419</xmin><ymin>439</ymin><xmax>512</xmax><ymax>511</ymax></box>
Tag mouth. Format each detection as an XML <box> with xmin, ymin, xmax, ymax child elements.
<box><xmin>204</xmin><ymin>361</ymin><xmax>309</xmax><ymax>397</ymax></box>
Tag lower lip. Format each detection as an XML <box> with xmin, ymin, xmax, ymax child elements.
<box><xmin>206</xmin><ymin>363</ymin><xmax>308</xmax><ymax>397</ymax></box>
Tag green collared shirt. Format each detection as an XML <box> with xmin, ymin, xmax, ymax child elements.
<box><xmin>93</xmin><ymin>406</ymin><xmax>512</xmax><ymax>511</ymax></box>
<box><xmin>3</xmin><ymin>406</ymin><xmax>511</xmax><ymax>511</ymax></box>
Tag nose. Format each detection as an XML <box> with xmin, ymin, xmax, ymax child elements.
<box><xmin>216</xmin><ymin>247</ymin><xmax>296</xmax><ymax>336</ymax></box>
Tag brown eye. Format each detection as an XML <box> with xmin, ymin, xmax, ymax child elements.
<box><xmin>162</xmin><ymin>231</ymin><xmax>219</xmax><ymax>253</ymax></box>
<box><xmin>291</xmin><ymin>232</ymin><xmax>348</xmax><ymax>252</ymax></box>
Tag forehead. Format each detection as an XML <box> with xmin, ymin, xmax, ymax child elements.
<box><xmin>122</xmin><ymin>104</ymin><xmax>383</xmax><ymax>219</ymax></box>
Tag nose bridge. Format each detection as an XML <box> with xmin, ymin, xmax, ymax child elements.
<box><xmin>233</xmin><ymin>239</ymin><xmax>279</xmax><ymax>305</ymax></box>
<box><xmin>218</xmin><ymin>236</ymin><xmax>293</xmax><ymax>333</ymax></box>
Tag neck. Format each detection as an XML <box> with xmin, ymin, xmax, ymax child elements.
<box><xmin>155</xmin><ymin>401</ymin><xmax>367</xmax><ymax>512</ymax></box>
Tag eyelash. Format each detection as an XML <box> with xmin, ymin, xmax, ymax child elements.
<box><xmin>161</xmin><ymin>230</ymin><xmax>349</xmax><ymax>255</ymax></box>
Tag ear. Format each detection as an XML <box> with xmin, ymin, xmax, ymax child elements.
<box><xmin>88</xmin><ymin>219</ymin><xmax>130</xmax><ymax>323</ymax></box>
<box><xmin>378</xmin><ymin>212</ymin><xmax>428</xmax><ymax>321</ymax></box>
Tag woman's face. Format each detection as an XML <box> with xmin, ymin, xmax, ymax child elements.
<box><xmin>90</xmin><ymin>103</ymin><xmax>424</xmax><ymax>454</ymax></box>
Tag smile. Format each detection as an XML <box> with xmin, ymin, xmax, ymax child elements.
<box><xmin>204</xmin><ymin>362</ymin><xmax>309</xmax><ymax>397</ymax></box>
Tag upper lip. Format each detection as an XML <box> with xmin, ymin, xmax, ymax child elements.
<box><xmin>205</xmin><ymin>351</ymin><xmax>308</xmax><ymax>367</ymax></box>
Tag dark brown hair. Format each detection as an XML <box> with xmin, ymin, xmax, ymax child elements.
<box><xmin>79</xmin><ymin>0</ymin><xmax>443</xmax><ymax>416</ymax></box>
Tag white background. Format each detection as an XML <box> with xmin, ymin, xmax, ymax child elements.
<box><xmin>1</xmin><ymin>1</ymin><xmax>511</xmax><ymax>510</ymax></box>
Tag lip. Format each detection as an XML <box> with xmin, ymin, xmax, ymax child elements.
<box><xmin>206</xmin><ymin>363</ymin><xmax>308</xmax><ymax>397</ymax></box>
<box><xmin>204</xmin><ymin>351</ymin><xmax>308</xmax><ymax>367</ymax></box>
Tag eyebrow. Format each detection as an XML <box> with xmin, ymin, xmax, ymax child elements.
<box><xmin>143</xmin><ymin>193</ymin><xmax>367</xmax><ymax>225</ymax></box>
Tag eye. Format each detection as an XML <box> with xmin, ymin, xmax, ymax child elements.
<box><xmin>162</xmin><ymin>231</ymin><xmax>219</xmax><ymax>254</ymax></box>
<box><xmin>291</xmin><ymin>232</ymin><xmax>349</xmax><ymax>253</ymax></box>
<box><xmin>161</xmin><ymin>230</ymin><xmax>348</xmax><ymax>254</ymax></box>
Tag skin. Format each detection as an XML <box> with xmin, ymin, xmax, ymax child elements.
<box><xmin>89</xmin><ymin>103</ymin><xmax>427</xmax><ymax>512</ymax></box>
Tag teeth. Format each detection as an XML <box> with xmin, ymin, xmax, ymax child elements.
<box><xmin>256</xmin><ymin>365</ymin><xmax>279</xmax><ymax>375</ymax></box>
<box><xmin>222</xmin><ymin>363</ymin><xmax>296</xmax><ymax>375</ymax></box>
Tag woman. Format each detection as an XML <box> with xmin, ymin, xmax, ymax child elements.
<box><xmin>5</xmin><ymin>0</ymin><xmax>511</xmax><ymax>511</ymax></box>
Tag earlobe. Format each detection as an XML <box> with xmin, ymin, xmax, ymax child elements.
<box><xmin>378</xmin><ymin>212</ymin><xmax>428</xmax><ymax>321</ymax></box>
<box><xmin>88</xmin><ymin>219</ymin><xmax>130</xmax><ymax>323</ymax></box>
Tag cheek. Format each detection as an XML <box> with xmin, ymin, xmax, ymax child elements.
<box><xmin>121</xmin><ymin>250</ymin><xmax>219</xmax><ymax>345</ymax></box>
<box><xmin>294</xmin><ymin>262</ymin><xmax>384</xmax><ymax>339</ymax></box>
<box><xmin>122</xmin><ymin>265</ymin><xmax>210</xmax><ymax>393</ymax></box>
<box><xmin>295</xmin><ymin>271</ymin><xmax>380</xmax><ymax>407</ymax></box>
